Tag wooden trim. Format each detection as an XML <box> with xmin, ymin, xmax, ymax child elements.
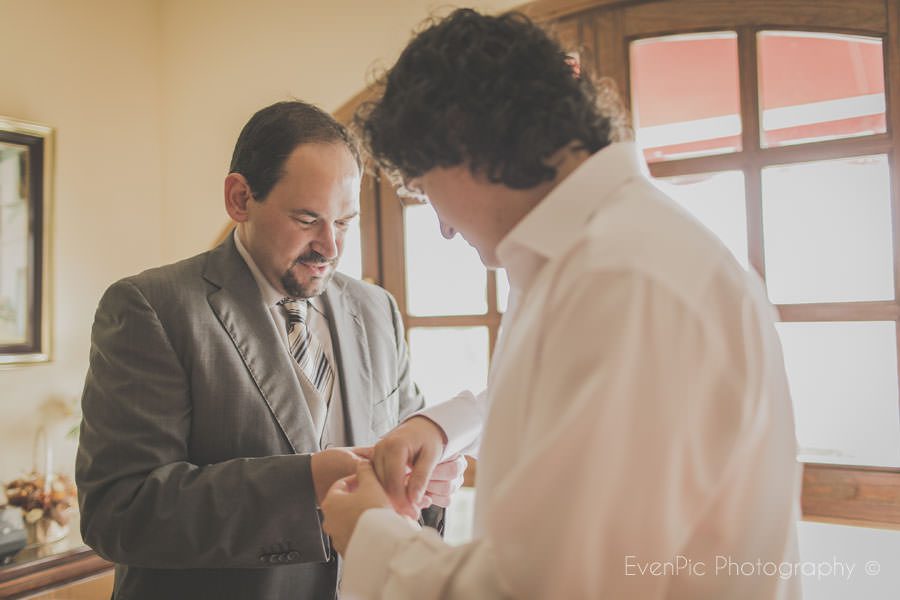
<box><xmin>592</xmin><ymin>6</ymin><xmax>630</xmax><ymax>112</ymax></box>
<box><xmin>777</xmin><ymin>301</ymin><xmax>900</xmax><ymax>322</ymax></box>
<box><xmin>0</xmin><ymin>549</ymin><xmax>112</xmax><ymax>599</ymax></box>
<box><xmin>377</xmin><ymin>176</ymin><xmax>408</xmax><ymax>320</ymax></box>
<box><xmin>886</xmin><ymin>0</ymin><xmax>900</xmax><ymax>437</ymax></box>
<box><xmin>648</xmin><ymin>153</ymin><xmax>749</xmax><ymax>178</ymax></box>
<box><xmin>515</xmin><ymin>0</ymin><xmax>661</xmax><ymax>24</ymax></box>
<box><xmin>647</xmin><ymin>135</ymin><xmax>894</xmax><ymax>179</ymax></box>
<box><xmin>736</xmin><ymin>27</ymin><xmax>765</xmax><ymax>280</ymax></box>
<box><xmin>802</xmin><ymin>463</ymin><xmax>900</xmax><ymax>526</ymax></box>
<box><xmin>359</xmin><ymin>172</ymin><xmax>382</xmax><ymax>284</ymax></box>
<box><xmin>755</xmin><ymin>134</ymin><xmax>893</xmax><ymax>168</ymax></box>
<box><xmin>623</xmin><ymin>0</ymin><xmax>887</xmax><ymax>37</ymax></box>
<box><xmin>487</xmin><ymin>271</ymin><xmax>500</xmax><ymax>357</ymax></box>
<box><xmin>333</xmin><ymin>87</ymin><xmax>380</xmax><ymax>127</ymax></box>
<box><xmin>408</xmin><ymin>314</ymin><xmax>502</xmax><ymax>329</ymax></box>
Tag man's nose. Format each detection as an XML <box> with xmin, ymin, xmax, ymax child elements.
<box><xmin>439</xmin><ymin>220</ymin><xmax>456</xmax><ymax>240</ymax></box>
<box><xmin>313</xmin><ymin>223</ymin><xmax>339</xmax><ymax>259</ymax></box>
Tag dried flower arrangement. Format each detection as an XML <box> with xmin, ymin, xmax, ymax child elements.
<box><xmin>2</xmin><ymin>472</ymin><xmax>76</xmax><ymax>538</ymax></box>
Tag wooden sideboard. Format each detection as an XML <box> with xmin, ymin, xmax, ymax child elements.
<box><xmin>0</xmin><ymin>526</ymin><xmax>113</xmax><ymax>599</ymax></box>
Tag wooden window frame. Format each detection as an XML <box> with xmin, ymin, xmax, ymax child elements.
<box><xmin>338</xmin><ymin>0</ymin><xmax>900</xmax><ymax>527</ymax></box>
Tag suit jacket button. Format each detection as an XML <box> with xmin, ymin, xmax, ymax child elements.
<box><xmin>287</xmin><ymin>551</ymin><xmax>299</xmax><ymax>561</ymax></box>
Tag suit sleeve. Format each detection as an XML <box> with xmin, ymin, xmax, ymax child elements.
<box><xmin>76</xmin><ymin>279</ymin><xmax>329</xmax><ymax>569</ymax></box>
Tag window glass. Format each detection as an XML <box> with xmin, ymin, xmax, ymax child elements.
<box><xmin>405</xmin><ymin>204</ymin><xmax>487</xmax><ymax>316</ymax></box>
<box><xmin>762</xmin><ymin>155</ymin><xmax>894</xmax><ymax>304</ymax></box>
<box><xmin>630</xmin><ymin>32</ymin><xmax>741</xmax><ymax>162</ymax></box>
<box><xmin>777</xmin><ymin>321</ymin><xmax>900</xmax><ymax>468</ymax></box>
<box><xmin>655</xmin><ymin>171</ymin><xmax>748</xmax><ymax>268</ymax></box>
<box><xmin>335</xmin><ymin>208</ymin><xmax>362</xmax><ymax>280</ymax></box>
<box><xmin>758</xmin><ymin>31</ymin><xmax>886</xmax><ymax>147</ymax></box>
<box><xmin>797</xmin><ymin>520</ymin><xmax>900</xmax><ymax>599</ymax></box>
<box><xmin>496</xmin><ymin>269</ymin><xmax>510</xmax><ymax>313</ymax></box>
<box><xmin>409</xmin><ymin>326</ymin><xmax>489</xmax><ymax>406</ymax></box>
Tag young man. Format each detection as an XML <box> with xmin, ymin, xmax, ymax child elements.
<box><xmin>321</xmin><ymin>9</ymin><xmax>802</xmax><ymax>599</ymax></box>
<box><xmin>76</xmin><ymin>101</ymin><xmax>462</xmax><ymax>600</ymax></box>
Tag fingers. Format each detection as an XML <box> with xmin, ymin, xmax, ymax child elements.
<box><xmin>406</xmin><ymin>441</ymin><xmax>441</xmax><ymax>509</ymax></box>
<box><xmin>355</xmin><ymin>460</ymin><xmax>379</xmax><ymax>487</ymax></box>
<box><xmin>326</xmin><ymin>473</ymin><xmax>357</xmax><ymax>498</ymax></box>
<box><xmin>429</xmin><ymin>454</ymin><xmax>467</xmax><ymax>481</ymax></box>
<box><xmin>373</xmin><ymin>438</ymin><xmax>417</xmax><ymax>518</ymax></box>
<box><xmin>351</xmin><ymin>446</ymin><xmax>374</xmax><ymax>460</ymax></box>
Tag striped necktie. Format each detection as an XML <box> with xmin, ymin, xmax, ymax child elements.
<box><xmin>278</xmin><ymin>298</ymin><xmax>334</xmax><ymax>400</ymax></box>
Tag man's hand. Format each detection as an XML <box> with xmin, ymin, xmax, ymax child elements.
<box><xmin>371</xmin><ymin>416</ymin><xmax>448</xmax><ymax>518</ymax></box>
<box><xmin>321</xmin><ymin>461</ymin><xmax>395</xmax><ymax>555</ymax></box>
<box><xmin>423</xmin><ymin>454</ymin><xmax>467</xmax><ymax>508</ymax></box>
<box><xmin>309</xmin><ymin>447</ymin><xmax>370</xmax><ymax>504</ymax></box>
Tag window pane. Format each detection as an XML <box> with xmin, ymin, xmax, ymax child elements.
<box><xmin>335</xmin><ymin>209</ymin><xmax>362</xmax><ymax>280</ymax></box>
<box><xmin>797</xmin><ymin>520</ymin><xmax>900</xmax><ymax>600</ymax></box>
<box><xmin>654</xmin><ymin>171</ymin><xmax>748</xmax><ymax>268</ymax></box>
<box><xmin>762</xmin><ymin>155</ymin><xmax>893</xmax><ymax>303</ymax></box>
<box><xmin>409</xmin><ymin>327</ymin><xmax>489</xmax><ymax>406</ymax></box>
<box><xmin>777</xmin><ymin>321</ymin><xmax>900</xmax><ymax>468</ymax></box>
<box><xmin>630</xmin><ymin>32</ymin><xmax>741</xmax><ymax>163</ymax></box>
<box><xmin>496</xmin><ymin>269</ymin><xmax>510</xmax><ymax>313</ymax></box>
<box><xmin>758</xmin><ymin>31</ymin><xmax>886</xmax><ymax>148</ymax></box>
<box><xmin>404</xmin><ymin>204</ymin><xmax>487</xmax><ymax>316</ymax></box>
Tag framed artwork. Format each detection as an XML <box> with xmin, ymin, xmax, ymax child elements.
<box><xmin>0</xmin><ymin>116</ymin><xmax>53</xmax><ymax>366</ymax></box>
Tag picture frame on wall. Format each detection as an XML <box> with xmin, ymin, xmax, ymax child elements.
<box><xmin>0</xmin><ymin>116</ymin><xmax>53</xmax><ymax>366</ymax></box>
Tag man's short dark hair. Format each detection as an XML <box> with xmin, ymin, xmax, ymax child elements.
<box><xmin>229</xmin><ymin>100</ymin><xmax>361</xmax><ymax>200</ymax></box>
<box><xmin>356</xmin><ymin>9</ymin><xmax>627</xmax><ymax>190</ymax></box>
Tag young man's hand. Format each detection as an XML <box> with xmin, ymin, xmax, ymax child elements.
<box><xmin>370</xmin><ymin>416</ymin><xmax>449</xmax><ymax>518</ymax></box>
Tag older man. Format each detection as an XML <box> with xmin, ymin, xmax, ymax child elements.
<box><xmin>76</xmin><ymin>101</ymin><xmax>462</xmax><ymax>600</ymax></box>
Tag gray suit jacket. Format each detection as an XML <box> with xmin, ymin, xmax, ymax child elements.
<box><xmin>76</xmin><ymin>235</ymin><xmax>425</xmax><ymax>599</ymax></box>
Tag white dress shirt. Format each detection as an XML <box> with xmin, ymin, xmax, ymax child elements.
<box><xmin>234</xmin><ymin>230</ymin><xmax>346</xmax><ymax>446</ymax></box>
<box><xmin>342</xmin><ymin>143</ymin><xmax>802</xmax><ymax>599</ymax></box>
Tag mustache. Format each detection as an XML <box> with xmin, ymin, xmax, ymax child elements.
<box><xmin>294</xmin><ymin>251</ymin><xmax>333</xmax><ymax>266</ymax></box>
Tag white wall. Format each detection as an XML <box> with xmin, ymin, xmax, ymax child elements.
<box><xmin>0</xmin><ymin>0</ymin><xmax>521</xmax><ymax>482</ymax></box>
<box><xmin>0</xmin><ymin>0</ymin><xmax>164</xmax><ymax>480</ymax></box>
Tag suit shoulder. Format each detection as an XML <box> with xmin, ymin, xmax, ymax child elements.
<box><xmin>100</xmin><ymin>251</ymin><xmax>210</xmax><ymax>309</ymax></box>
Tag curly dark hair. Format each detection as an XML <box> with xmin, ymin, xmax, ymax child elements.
<box><xmin>355</xmin><ymin>8</ymin><xmax>627</xmax><ymax>190</ymax></box>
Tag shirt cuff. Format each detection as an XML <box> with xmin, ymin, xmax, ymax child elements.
<box><xmin>341</xmin><ymin>508</ymin><xmax>420</xmax><ymax>598</ymax></box>
<box><xmin>410</xmin><ymin>391</ymin><xmax>483</xmax><ymax>460</ymax></box>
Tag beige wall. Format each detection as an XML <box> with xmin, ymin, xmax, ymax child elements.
<box><xmin>158</xmin><ymin>0</ymin><xmax>520</xmax><ymax>262</ymax></box>
<box><xmin>0</xmin><ymin>0</ymin><xmax>520</xmax><ymax>482</ymax></box>
<box><xmin>0</xmin><ymin>0</ymin><xmax>164</xmax><ymax>480</ymax></box>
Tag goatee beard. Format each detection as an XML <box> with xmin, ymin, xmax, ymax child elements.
<box><xmin>280</xmin><ymin>250</ymin><xmax>336</xmax><ymax>298</ymax></box>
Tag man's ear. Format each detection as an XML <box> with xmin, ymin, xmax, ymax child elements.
<box><xmin>224</xmin><ymin>173</ymin><xmax>255</xmax><ymax>222</ymax></box>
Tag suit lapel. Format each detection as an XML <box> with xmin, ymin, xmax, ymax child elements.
<box><xmin>203</xmin><ymin>235</ymin><xmax>319</xmax><ymax>453</ymax></box>
<box><xmin>321</xmin><ymin>278</ymin><xmax>374</xmax><ymax>446</ymax></box>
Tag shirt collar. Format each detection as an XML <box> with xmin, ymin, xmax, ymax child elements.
<box><xmin>233</xmin><ymin>229</ymin><xmax>287</xmax><ymax>308</ymax></box>
<box><xmin>495</xmin><ymin>142</ymin><xmax>647</xmax><ymax>290</ymax></box>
